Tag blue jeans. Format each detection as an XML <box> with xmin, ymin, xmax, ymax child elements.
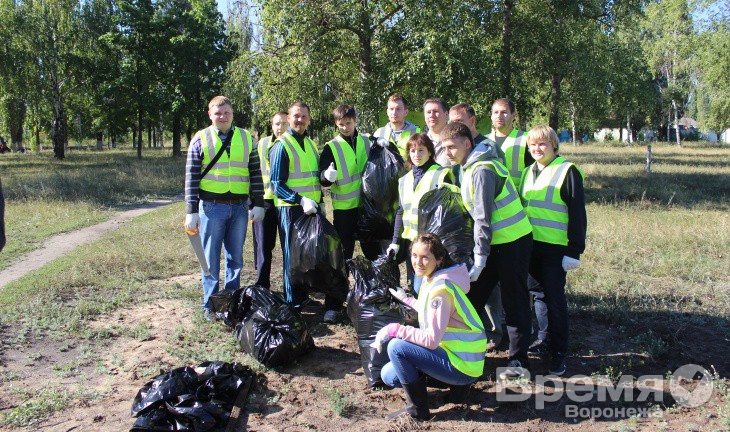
<box><xmin>199</xmin><ymin>200</ymin><xmax>248</xmax><ymax>310</ymax></box>
<box><xmin>381</xmin><ymin>339</ymin><xmax>477</xmax><ymax>387</ymax></box>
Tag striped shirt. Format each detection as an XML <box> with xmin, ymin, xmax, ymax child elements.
<box><xmin>185</xmin><ymin>127</ymin><xmax>264</xmax><ymax>214</ymax></box>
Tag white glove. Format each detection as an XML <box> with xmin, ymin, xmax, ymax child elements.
<box><xmin>386</xmin><ymin>243</ymin><xmax>400</xmax><ymax>259</ymax></box>
<box><xmin>469</xmin><ymin>254</ymin><xmax>487</xmax><ymax>282</ymax></box>
<box><xmin>301</xmin><ymin>196</ymin><xmax>319</xmax><ymax>215</ymax></box>
<box><xmin>185</xmin><ymin>214</ymin><xmax>200</xmax><ymax>232</ymax></box>
<box><xmin>370</xmin><ymin>326</ymin><xmax>393</xmax><ymax>353</ymax></box>
<box><xmin>323</xmin><ymin>162</ymin><xmax>338</xmax><ymax>182</ymax></box>
<box><xmin>249</xmin><ymin>206</ymin><xmax>265</xmax><ymax>223</ymax></box>
<box><xmin>376</xmin><ymin>137</ymin><xmax>389</xmax><ymax>148</ymax></box>
<box><xmin>562</xmin><ymin>256</ymin><xmax>580</xmax><ymax>272</ymax></box>
<box><xmin>389</xmin><ymin>287</ymin><xmax>408</xmax><ymax>303</ymax></box>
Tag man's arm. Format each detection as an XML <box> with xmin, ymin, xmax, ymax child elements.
<box><xmin>269</xmin><ymin>141</ymin><xmax>301</xmax><ymax>205</ymax></box>
<box><xmin>246</xmin><ymin>134</ymin><xmax>264</xmax><ymax>207</ymax></box>
<box><xmin>561</xmin><ymin>166</ymin><xmax>587</xmax><ymax>259</ymax></box>
<box><xmin>470</xmin><ymin>166</ymin><xmax>501</xmax><ymax>258</ymax></box>
<box><xmin>185</xmin><ymin>136</ymin><xmax>203</xmax><ymax>214</ymax></box>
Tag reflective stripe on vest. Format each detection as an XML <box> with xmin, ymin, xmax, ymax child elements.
<box><xmin>258</xmin><ymin>136</ymin><xmax>276</xmax><ymax>200</ymax></box>
<box><xmin>398</xmin><ymin>165</ymin><xmax>451</xmax><ymax>240</ymax></box>
<box><xmin>461</xmin><ymin>159</ymin><xmax>532</xmax><ymax>245</ymax></box>
<box><xmin>199</xmin><ymin>126</ymin><xmax>252</xmax><ymax>195</ymax></box>
<box><xmin>275</xmin><ymin>133</ymin><xmax>321</xmax><ymax>207</ymax></box>
<box><xmin>327</xmin><ymin>134</ymin><xmax>368</xmax><ymax>210</ymax></box>
<box><xmin>415</xmin><ymin>278</ymin><xmax>486</xmax><ymax>378</ymax></box>
<box><xmin>490</xmin><ymin>128</ymin><xmax>527</xmax><ymax>190</ymax></box>
<box><xmin>520</xmin><ymin>156</ymin><xmax>582</xmax><ymax>245</ymax></box>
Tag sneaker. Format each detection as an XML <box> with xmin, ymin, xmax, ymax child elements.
<box><xmin>323</xmin><ymin>310</ymin><xmax>339</xmax><ymax>323</ymax></box>
<box><xmin>498</xmin><ymin>360</ymin><xmax>527</xmax><ymax>380</ymax></box>
<box><xmin>548</xmin><ymin>352</ymin><xmax>567</xmax><ymax>376</ymax></box>
<box><xmin>528</xmin><ymin>339</ymin><xmax>548</xmax><ymax>355</ymax></box>
<box><xmin>203</xmin><ymin>309</ymin><xmax>217</xmax><ymax>322</ymax></box>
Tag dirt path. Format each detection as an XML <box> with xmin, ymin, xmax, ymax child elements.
<box><xmin>0</xmin><ymin>198</ymin><xmax>178</xmax><ymax>289</ymax></box>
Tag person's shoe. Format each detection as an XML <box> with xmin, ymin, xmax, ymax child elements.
<box><xmin>385</xmin><ymin>376</ymin><xmax>431</xmax><ymax>420</ymax></box>
<box><xmin>498</xmin><ymin>359</ymin><xmax>527</xmax><ymax>380</ymax></box>
<box><xmin>323</xmin><ymin>310</ymin><xmax>339</xmax><ymax>323</ymax></box>
<box><xmin>548</xmin><ymin>352</ymin><xmax>567</xmax><ymax>376</ymax></box>
<box><xmin>203</xmin><ymin>309</ymin><xmax>217</xmax><ymax>322</ymax></box>
<box><xmin>528</xmin><ymin>339</ymin><xmax>548</xmax><ymax>355</ymax></box>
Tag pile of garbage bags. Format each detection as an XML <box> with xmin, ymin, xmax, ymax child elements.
<box><xmin>289</xmin><ymin>212</ymin><xmax>349</xmax><ymax>302</ymax></box>
<box><xmin>210</xmin><ymin>285</ymin><xmax>314</xmax><ymax>367</ymax></box>
<box><xmin>130</xmin><ymin>361</ymin><xmax>253</xmax><ymax>431</ymax></box>
<box><xmin>417</xmin><ymin>186</ymin><xmax>474</xmax><ymax>267</ymax></box>
<box><xmin>346</xmin><ymin>255</ymin><xmax>417</xmax><ymax>388</ymax></box>
<box><xmin>356</xmin><ymin>145</ymin><xmax>405</xmax><ymax>242</ymax></box>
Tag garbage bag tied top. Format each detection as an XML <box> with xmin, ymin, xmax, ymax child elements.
<box><xmin>289</xmin><ymin>212</ymin><xmax>349</xmax><ymax>303</ymax></box>
<box><xmin>417</xmin><ymin>187</ymin><xmax>474</xmax><ymax>267</ymax></box>
<box><xmin>357</xmin><ymin>145</ymin><xmax>405</xmax><ymax>242</ymax></box>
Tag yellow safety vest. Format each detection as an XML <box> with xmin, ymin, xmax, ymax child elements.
<box><xmin>520</xmin><ymin>156</ymin><xmax>583</xmax><ymax>246</ymax></box>
<box><xmin>199</xmin><ymin>126</ymin><xmax>253</xmax><ymax>195</ymax></box>
<box><xmin>375</xmin><ymin>123</ymin><xmax>421</xmax><ymax>160</ymax></box>
<box><xmin>415</xmin><ymin>277</ymin><xmax>486</xmax><ymax>378</ymax></box>
<box><xmin>461</xmin><ymin>159</ymin><xmax>532</xmax><ymax>245</ymax></box>
<box><xmin>326</xmin><ymin>134</ymin><xmax>368</xmax><ymax>210</ymax></box>
<box><xmin>398</xmin><ymin>165</ymin><xmax>452</xmax><ymax>241</ymax></box>
<box><xmin>489</xmin><ymin>128</ymin><xmax>527</xmax><ymax>190</ymax></box>
<box><xmin>257</xmin><ymin>135</ymin><xmax>276</xmax><ymax>200</ymax></box>
<box><xmin>275</xmin><ymin>132</ymin><xmax>322</xmax><ymax>207</ymax></box>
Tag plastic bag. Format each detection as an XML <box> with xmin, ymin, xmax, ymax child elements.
<box><xmin>356</xmin><ymin>145</ymin><xmax>405</xmax><ymax>242</ymax></box>
<box><xmin>208</xmin><ymin>288</ymin><xmax>244</xmax><ymax>327</ymax></box>
<box><xmin>289</xmin><ymin>212</ymin><xmax>348</xmax><ymax>302</ymax></box>
<box><xmin>417</xmin><ymin>186</ymin><xmax>474</xmax><ymax>267</ymax></box>
<box><xmin>235</xmin><ymin>302</ymin><xmax>314</xmax><ymax>367</ymax></box>
<box><xmin>346</xmin><ymin>255</ymin><xmax>417</xmax><ymax>388</ymax></box>
<box><xmin>131</xmin><ymin>361</ymin><xmax>253</xmax><ymax>431</ymax></box>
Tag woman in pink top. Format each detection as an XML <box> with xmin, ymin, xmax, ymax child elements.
<box><xmin>376</xmin><ymin>233</ymin><xmax>487</xmax><ymax>420</ymax></box>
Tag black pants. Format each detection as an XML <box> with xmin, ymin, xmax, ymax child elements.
<box><xmin>467</xmin><ymin>233</ymin><xmax>533</xmax><ymax>364</ymax></box>
<box><xmin>333</xmin><ymin>208</ymin><xmax>358</xmax><ymax>260</ymax></box>
<box><xmin>529</xmin><ymin>245</ymin><xmax>569</xmax><ymax>354</ymax></box>
<box><xmin>277</xmin><ymin>205</ymin><xmax>342</xmax><ymax>311</ymax></box>
<box><xmin>252</xmin><ymin>200</ymin><xmax>278</xmax><ymax>288</ymax></box>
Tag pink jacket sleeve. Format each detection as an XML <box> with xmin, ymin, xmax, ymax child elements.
<box><xmin>395</xmin><ymin>292</ymin><xmax>453</xmax><ymax>350</ymax></box>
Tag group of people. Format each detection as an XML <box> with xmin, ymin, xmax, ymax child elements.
<box><xmin>183</xmin><ymin>94</ymin><xmax>587</xmax><ymax>420</ymax></box>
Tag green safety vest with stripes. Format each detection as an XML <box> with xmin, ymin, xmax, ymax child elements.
<box><xmin>395</xmin><ymin>128</ymin><xmax>421</xmax><ymax>160</ymax></box>
<box><xmin>199</xmin><ymin>126</ymin><xmax>253</xmax><ymax>195</ymax></box>
<box><xmin>415</xmin><ymin>277</ymin><xmax>487</xmax><ymax>378</ymax></box>
<box><xmin>461</xmin><ymin>159</ymin><xmax>532</xmax><ymax>245</ymax></box>
<box><xmin>520</xmin><ymin>156</ymin><xmax>583</xmax><ymax>246</ymax></box>
<box><xmin>325</xmin><ymin>134</ymin><xmax>368</xmax><ymax>210</ymax></box>
<box><xmin>398</xmin><ymin>165</ymin><xmax>453</xmax><ymax>241</ymax></box>
<box><xmin>274</xmin><ymin>132</ymin><xmax>322</xmax><ymax>207</ymax></box>
<box><xmin>489</xmin><ymin>128</ymin><xmax>527</xmax><ymax>191</ymax></box>
<box><xmin>257</xmin><ymin>135</ymin><xmax>277</xmax><ymax>200</ymax></box>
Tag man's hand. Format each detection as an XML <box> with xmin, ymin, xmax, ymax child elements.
<box><xmin>249</xmin><ymin>206</ymin><xmax>265</xmax><ymax>223</ymax></box>
<box><xmin>301</xmin><ymin>197</ymin><xmax>319</xmax><ymax>215</ymax></box>
<box><xmin>323</xmin><ymin>162</ymin><xmax>338</xmax><ymax>182</ymax></box>
<box><xmin>562</xmin><ymin>256</ymin><xmax>580</xmax><ymax>272</ymax></box>
<box><xmin>469</xmin><ymin>254</ymin><xmax>487</xmax><ymax>282</ymax></box>
<box><xmin>185</xmin><ymin>214</ymin><xmax>200</xmax><ymax>232</ymax></box>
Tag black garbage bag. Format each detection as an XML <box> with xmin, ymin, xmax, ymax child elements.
<box><xmin>346</xmin><ymin>255</ymin><xmax>417</xmax><ymax>388</ymax></box>
<box><xmin>356</xmin><ymin>145</ymin><xmax>405</xmax><ymax>242</ymax></box>
<box><xmin>208</xmin><ymin>288</ymin><xmax>244</xmax><ymax>327</ymax></box>
<box><xmin>289</xmin><ymin>212</ymin><xmax>348</xmax><ymax>302</ymax></box>
<box><xmin>417</xmin><ymin>186</ymin><xmax>474</xmax><ymax>267</ymax></box>
<box><xmin>130</xmin><ymin>361</ymin><xmax>254</xmax><ymax>431</ymax></box>
<box><xmin>235</xmin><ymin>302</ymin><xmax>314</xmax><ymax>367</ymax></box>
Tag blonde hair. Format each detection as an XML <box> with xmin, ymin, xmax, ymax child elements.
<box><xmin>208</xmin><ymin>96</ymin><xmax>232</xmax><ymax>110</ymax></box>
<box><xmin>527</xmin><ymin>125</ymin><xmax>559</xmax><ymax>152</ymax></box>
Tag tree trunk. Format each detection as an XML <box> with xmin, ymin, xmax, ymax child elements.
<box><xmin>96</xmin><ymin>131</ymin><xmax>104</xmax><ymax>150</ymax></box>
<box><xmin>571</xmin><ymin>102</ymin><xmax>577</xmax><ymax>146</ymax></box>
<box><xmin>626</xmin><ymin>113</ymin><xmax>632</xmax><ymax>145</ymax></box>
<box><xmin>51</xmin><ymin>83</ymin><xmax>67</xmax><ymax>160</ymax></box>
<box><xmin>672</xmin><ymin>99</ymin><xmax>681</xmax><ymax>147</ymax></box>
<box><xmin>172</xmin><ymin>113</ymin><xmax>182</xmax><ymax>157</ymax></box>
<box><xmin>186</xmin><ymin>124</ymin><xmax>192</xmax><ymax>144</ymax></box>
<box><xmin>148</xmin><ymin>124</ymin><xmax>152</xmax><ymax>148</ymax></box>
<box><xmin>5</xmin><ymin>98</ymin><xmax>26</xmax><ymax>151</ymax></box>
<box><xmin>501</xmin><ymin>0</ymin><xmax>514</xmax><ymax>98</ymax></box>
<box><xmin>667</xmin><ymin>112</ymin><xmax>671</xmax><ymax>144</ymax></box>
<box><xmin>137</xmin><ymin>110</ymin><xmax>143</xmax><ymax>159</ymax></box>
<box><xmin>35</xmin><ymin>126</ymin><xmax>41</xmax><ymax>152</ymax></box>
<box><xmin>548</xmin><ymin>74</ymin><xmax>562</xmax><ymax>131</ymax></box>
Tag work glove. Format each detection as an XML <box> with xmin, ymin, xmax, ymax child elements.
<box><xmin>301</xmin><ymin>196</ymin><xmax>319</xmax><ymax>215</ymax></box>
<box><xmin>184</xmin><ymin>214</ymin><xmax>200</xmax><ymax>232</ymax></box>
<box><xmin>562</xmin><ymin>256</ymin><xmax>580</xmax><ymax>272</ymax></box>
<box><xmin>389</xmin><ymin>287</ymin><xmax>408</xmax><ymax>304</ymax></box>
<box><xmin>386</xmin><ymin>243</ymin><xmax>400</xmax><ymax>259</ymax></box>
<box><xmin>370</xmin><ymin>323</ymin><xmax>401</xmax><ymax>353</ymax></box>
<box><xmin>375</xmin><ymin>137</ymin><xmax>389</xmax><ymax>148</ymax></box>
<box><xmin>323</xmin><ymin>162</ymin><xmax>338</xmax><ymax>182</ymax></box>
<box><xmin>249</xmin><ymin>206</ymin><xmax>265</xmax><ymax>223</ymax></box>
<box><xmin>469</xmin><ymin>254</ymin><xmax>487</xmax><ymax>282</ymax></box>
